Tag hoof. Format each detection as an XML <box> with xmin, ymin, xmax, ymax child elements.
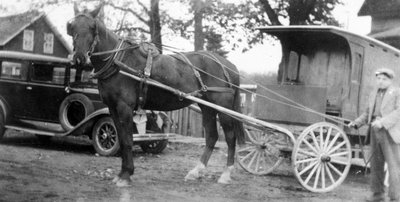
<box><xmin>184</xmin><ymin>163</ymin><xmax>206</xmax><ymax>181</ymax></box>
<box><xmin>184</xmin><ymin>171</ymin><xmax>200</xmax><ymax>181</ymax></box>
<box><xmin>112</xmin><ymin>176</ymin><xmax>120</xmax><ymax>183</ymax></box>
<box><xmin>217</xmin><ymin>165</ymin><xmax>234</xmax><ymax>184</ymax></box>
<box><xmin>116</xmin><ymin>178</ymin><xmax>132</xmax><ymax>187</ymax></box>
<box><xmin>217</xmin><ymin>176</ymin><xmax>232</xmax><ymax>184</ymax></box>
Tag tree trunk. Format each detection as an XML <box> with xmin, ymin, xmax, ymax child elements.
<box><xmin>193</xmin><ymin>0</ymin><xmax>204</xmax><ymax>51</ymax></box>
<box><xmin>288</xmin><ymin>0</ymin><xmax>316</xmax><ymax>25</ymax></box>
<box><xmin>150</xmin><ymin>0</ymin><xmax>162</xmax><ymax>53</ymax></box>
<box><xmin>259</xmin><ymin>0</ymin><xmax>282</xmax><ymax>25</ymax></box>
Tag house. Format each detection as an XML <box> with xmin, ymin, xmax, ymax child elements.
<box><xmin>0</xmin><ymin>10</ymin><xmax>72</xmax><ymax>58</ymax></box>
<box><xmin>358</xmin><ymin>0</ymin><xmax>400</xmax><ymax>49</ymax></box>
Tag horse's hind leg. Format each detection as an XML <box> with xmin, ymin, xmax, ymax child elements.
<box><xmin>109</xmin><ymin>103</ymin><xmax>135</xmax><ymax>187</ymax></box>
<box><xmin>184</xmin><ymin>106</ymin><xmax>218</xmax><ymax>181</ymax></box>
<box><xmin>217</xmin><ymin>113</ymin><xmax>237</xmax><ymax>184</ymax></box>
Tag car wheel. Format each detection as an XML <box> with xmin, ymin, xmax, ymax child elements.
<box><xmin>140</xmin><ymin>140</ymin><xmax>168</xmax><ymax>154</ymax></box>
<box><xmin>0</xmin><ymin>107</ymin><xmax>5</xmax><ymax>141</ymax></box>
<box><xmin>59</xmin><ymin>93</ymin><xmax>95</xmax><ymax>131</ymax></box>
<box><xmin>92</xmin><ymin>117</ymin><xmax>120</xmax><ymax>156</ymax></box>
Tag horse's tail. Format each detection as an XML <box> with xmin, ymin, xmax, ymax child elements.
<box><xmin>233</xmin><ymin>86</ymin><xmax>246</xmax><ymax>145</ymax></box>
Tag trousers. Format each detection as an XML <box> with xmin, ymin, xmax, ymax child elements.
<box><xmin>370</xmin><ymin>126</ymin><xmax>400</xmax><ymax>199</ymax></box>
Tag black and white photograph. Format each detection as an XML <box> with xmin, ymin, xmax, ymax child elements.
<box><xmin>0</xmin><ymin>0</ymin><xmax>398</xmax><ymax>201</ymax></box>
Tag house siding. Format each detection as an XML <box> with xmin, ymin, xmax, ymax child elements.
<box><xmin>2</xmin><ymin>16</ymin><xmax>69</xmax><ymax>58</ymax></box>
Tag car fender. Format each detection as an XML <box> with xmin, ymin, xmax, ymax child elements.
<box><xmin>63</xmin><ymin>107</ymin><xmax>110</xmax><ymax>136</ymax></box>
<box><xmin>0</xmin><ymin>95</ymin><xmax>10</xmax><ymax>123</ymax></box>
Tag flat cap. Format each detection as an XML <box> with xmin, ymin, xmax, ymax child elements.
<box><xmin>375</xmin><ymin>68</ymin><xmax>395</xmax><ymax>79</ymax></box>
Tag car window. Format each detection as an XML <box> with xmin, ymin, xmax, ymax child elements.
<box><xmin>0</xmin><ymin>60</ymin><xmax>28</xmax><ymax>80</ymax></box>
<box><xmin>31</xmin><ymin>63</ymin><xmax>67</xmax><ymax>85</ymax></box>
<box><xmin>70</xmin><ymin>67</ymin><xmax>98</xmax><ymax>85</ymax></box>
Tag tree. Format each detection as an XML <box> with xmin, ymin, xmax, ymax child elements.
<box><xmin>104</xmin><ymin>0</ymin><xmax>163</xmax><ymax>52</ymax></box>
<box><xmin>259</xmin><ymin>0</ymin><xmax>341</xmax><ymax>25</ymax></box>
<box><xmin>164</xmin><ymin>0</ymin><xmax>342</xmax><ymax>53</ymax></box>
<box><xmin>30</xmin><ymin>0</ymin><xmax>163</xmax><ymax>52</ymax></box>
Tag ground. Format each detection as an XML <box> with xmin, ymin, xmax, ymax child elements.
<box><xmin>0</xmin><ymin>130</ymin><xmax>371</xmax><ymax>202</ymax></box>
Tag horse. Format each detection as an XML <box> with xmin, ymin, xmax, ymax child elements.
<box><xmin>67</xmin><ymin>6</ymin><xmax>245</xmax><ymax>187</ymax></box>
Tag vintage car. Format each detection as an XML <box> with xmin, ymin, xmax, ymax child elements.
<box><xmin>0</xmin><ymin>50</ymin><xmax>172</xmax><ymax>156</ymax></box>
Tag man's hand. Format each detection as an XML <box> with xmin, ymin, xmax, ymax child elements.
<box><xmin>348</xmin><ymin>122</ymin><xmax>357</xmax><ymax>129</ymax></box>
<box><xmin>372</xmin><ymin>120</ymin><xmax>383</xmax><ymax>129</ymax></box>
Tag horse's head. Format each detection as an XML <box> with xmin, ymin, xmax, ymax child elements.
<box><xmin>67</xmin><ymin>6</ymin><xmax>102</xmax><ymax>67</ymax></box>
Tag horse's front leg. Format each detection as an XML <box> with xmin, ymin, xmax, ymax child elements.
<box><xmin>109</xmin><ymin>103</ymin><xmax>135</xmax><ymax>187</ymax></box>
<box><xmin>217</xmin><ymin>114</ymin><xmax>237</xmax><ymax>184</ymax></box>
<box><xmin>185</xmin><ymin>107</ymin><xmax>218</xmax><ymax>181</ymax></box>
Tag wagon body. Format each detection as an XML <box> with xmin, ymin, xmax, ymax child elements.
<box><xmin>253</xmin><ymin>26</ymin><xmax>400</xmax><ymax>158</ymax></box>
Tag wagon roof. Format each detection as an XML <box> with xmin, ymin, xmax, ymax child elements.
<box><xmin>257</xmin><ymin>26</ymin><xmax>400</xmax><ymax>56</ymax></box>
<box><xmin>0</xmin><ymin>10</ymin><xmax>72</xmax><ymax>53</ymax></box>
<box><xmin>0</xmin><ymin>50</ymin><xmax>71</xmax><ymax>64</ymax></box>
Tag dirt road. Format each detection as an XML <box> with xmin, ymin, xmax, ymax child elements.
<box><xmin>0</xmin><ymin>130</ymin><xmax>370</xmax><ymax>202</ymax></box>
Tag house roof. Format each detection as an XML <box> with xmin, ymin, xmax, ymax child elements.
<box><xmin>0</xmin><ymin>10</ymin><xmax>72</xmax><ymax>53</ymax></box>
<box><xmin>358</xmin><ymin>0</ymin><xmax>400</xmax><ymax>17</ymax></box>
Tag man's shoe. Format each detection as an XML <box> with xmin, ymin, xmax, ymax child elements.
<box><xmin>389</xmin><ymin>197</ymin><xmax>400</xmax><ymax>202</ymax></box>
<box><xmin>365</xmin><ymin>193</ymin><xmax>385</xmax><ymax>202</ymax></box>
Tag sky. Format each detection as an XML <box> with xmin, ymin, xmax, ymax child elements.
<box><xmin>0</xmin><ymin>0</ymin><xmax>371</xmax><ymax>74</ymax></box>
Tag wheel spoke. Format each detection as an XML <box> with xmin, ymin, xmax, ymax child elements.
<box><xmin>313</xmin><ymin>163</ymin><xmax>322</xmax><ymax>189</ymax></box>
<box><xmin>301</xmin><ymin>138</ymin><xmax>318</xmax><ymax>155</ymax></box>
<box><xmin>319</xmin><ymin>126</ymin><xmax>325</xmax><ymax>152</ymax></box>
<box><xmin>310</xmin><ymin>131</ymin><xmax>321</xmax><ymax>152</ymax></box>
<box><xmin>255</xmin><ymin>150</ymin><xmax>261</xmax><ymax>172</ymax></box>
<box><xmin>297</xmin><ymin>147</ymin><xmax>317</xmax><ymax>158</ymax></box>
<box><xmin>298</xmin><ymin>160</ymin><xmax>319</xmax><ymax>176</ymax></box>
<box><xmin>327</xmin><ymin>141</ymin><xmax>347</xmax><ymax>155</ymax></box>
<box><xmin>327</xmin><ymin>162</ymin><xmax>343</xmax><ymax>177</ymax></box>
<box><xmin>323</xmin><ymin>127</ymin><xmax>333</xmax><ymax>151</ymax></box>
<box><xmin>330</xmin><ymin>158</ymin><xmax>349</xmax><ymax>165</ymax></box>
<box><xmin>329</xmin><ymin>151</ymin><xmax>349</xmax><ymax>158</ymax></box>
<box><xmin>239</xmin><ymin>148</ymin><xmax>257</xmax><ymax>163</ymax></box>
<box><xmin>257</xmin><ymin>149</ymin><xmax>266</xmax><ymax>171</ymax></box>
<box><xmin>237</xmin><ymin>146</ymin><xmax>254</xmax><ymax>153</ymax></box>
<box><xmin>321</xmin><ymin>162</ymin><xmax>326</xmax><ymax>189</ymax></box>
<box><xmin>324</xmin><ymin>163</ymin><xmax>335</xmax><ymax>185</ymax></box>
<box><xmin>304</xmin><ymin>162</ymin><xmax>320</xmax><ymax>185</ymax></box>
<box><xmin>325</xmin><ymin>132</ymin><xmax>341</xmax><ymax>153</ymax></box>
<box><xmin>248</xmin><ymin>150</ymin><xmax>259</xmax><ymax>169</ymax></box>
<box><xmin>295</xmin><ymin>157</ymin><xmax>317</xmax><ymax>165</ymax></box>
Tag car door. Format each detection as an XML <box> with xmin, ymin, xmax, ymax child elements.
<box><xmin>0</xmin><ymin>59</ymin><xmax>29</xmax><ymax>119</ymax></box>
<box><xmin>24</xmin><ymin>62</ymin><xmax>69</xmax><ymax>122</ymax></box>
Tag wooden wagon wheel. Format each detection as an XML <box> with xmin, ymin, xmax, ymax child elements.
<box><xmin>236</xmin><ymin>125</ymin><xmax>294</xmax><ymax>175</ymax></box>
<box><xmin>292</xmin><ymin>122</ymin><xmax>351</xmax><ymax>192</ymax></box>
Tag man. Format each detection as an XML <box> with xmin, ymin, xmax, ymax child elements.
<box><xmin>349</xmin><ymin>68</ymin><xmax>400</xmax><ymax>202</ymax></box>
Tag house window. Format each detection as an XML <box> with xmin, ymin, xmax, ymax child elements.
<box><xmin>23</xmin><ymin>30</ymin><xmax>34</xmax><ymax>51</ymax></box>
<box><xmin>43</xmin><ymin>33</ymin><xmax>54</xmax><ymax>54</ymax></box>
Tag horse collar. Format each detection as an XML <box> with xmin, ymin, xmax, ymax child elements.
<box><xmin>91</xmin><ymin>39</ymin><xmax>125</xmax><ymax>80</ymax></box>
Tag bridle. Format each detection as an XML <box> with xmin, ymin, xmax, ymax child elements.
<box><xmin>68</xmin><ymin>13</ymin><xmax>100</xmax><ymax>58</ymax></box>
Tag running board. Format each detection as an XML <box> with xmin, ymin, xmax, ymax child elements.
<box><xmin>5</xmin><ymin>125</ymin><xmax>178</xmax><ymax>141</ymax></box>
<box><xmin>5</xmin><ymin>125</ymin><xmax>62</xmax><ymax>136</ymax></box>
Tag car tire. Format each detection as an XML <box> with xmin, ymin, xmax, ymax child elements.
<box><xmin>140</xmin><ymin>140</ymin><xmax>168</xmax><ymax>154</ymax></box>
<box><xmin>59</xmin><ymin>93</ymin><xmax>95</xmax><ymax>131</ymax></box>
<box><xmin>92</xmin><ymin>117</ymin><xmax>120</xmax><ymax>156</ymax></box>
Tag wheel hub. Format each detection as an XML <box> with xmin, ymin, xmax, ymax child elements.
<box><xmin>101</xmin><ymin>132</ymin><xmax>108</xmax><ymax>139</ymax></box>
<box><xmin>320</xmin><ymin>155</ymin><xmax>331</xmax><ymax>162</ymax></box>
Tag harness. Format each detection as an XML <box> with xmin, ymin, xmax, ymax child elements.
<box><xmin>70</xmin><ymin>14</ymin><xmax>234</xmax><ymax>110</ymax></box>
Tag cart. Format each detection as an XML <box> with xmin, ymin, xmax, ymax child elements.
<box><xmin>114</xmin><ymin>25</ymin><xmax>400</xmax><ymax>193</ymax></box>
